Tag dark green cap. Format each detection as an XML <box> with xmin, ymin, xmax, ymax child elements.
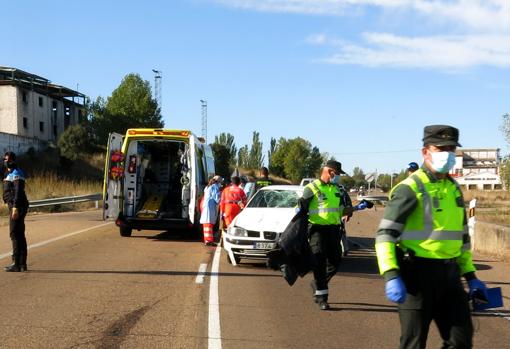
<box><xmin>325</xmin><ymin>160</ymin><xmax>346</xmax><ymax>174</ymax></box>
<box><xmin>423</xmin><ymin>125</ymin><xmax>461</xmax><ymax>147</ymax></box>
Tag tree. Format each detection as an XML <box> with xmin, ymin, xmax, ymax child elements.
<box><xmin>500</xmin><ymin>113</ymin><xmax>510</xmax><ymax>147</ymax></box>
<box><xmin>210</xmin><ymin>143</ymin><xmax>231</xmax><ymax>180</ymax></box>
<box><xmin>306</xmin><ymin>146</ymin><xmax>324</xmax><ymax>178</ymax></box>
<box><xmin>89</xmin><ymin>73</ymin><xmax>163</xmax><ymax>145</ymax></box>
<box><xmin>269</xmin><ymin>137</ymin><xmax>288</xmax><ymax>177</ymax></box>
<box><xmin>238</xmin><ymin>145</ymin><xmax>249</xmax><ymax>168</ymax></box>
<box><xmin>283</xmin><ymin>138</ymin><xmax>311</xmax><ymax>183</ymax></box>
<box><xmin>248</xmin><ymin>131</ymin><xmax>264</xmax><ymax>169</ymax></box>
<box><xmin>500</xmin><ymin>114</ymin><xmax>510</xmax><ymax>189</ymax></box>
<box><xmin>214</xmin><ymin>133</ymin><xmax>237</xmax><ymax>166</ymax></box>
<box><xmin>351</xmin><ymin>167</ymin><xmax>368</xmax><ymax>189</ymax></box>
<box><xmin>267</xmin><ymin>137</ymin><xmax>277</xmax><ymax>170</ymax></box>
<box><xmin>58</xmin><ymin>124</ymin><xmax>90</xmax><ymax>161</ymax></box>
<box><xmin>500</xmin><ymin>156</ymin><xmax>510</xmax><ymax>190</ymax></box>
<box><xmin>269</xmin><ymin>136</ymin><xmax>324</xmax><ymax>183</ymax></box>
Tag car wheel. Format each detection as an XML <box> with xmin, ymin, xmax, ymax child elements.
<box><xmin>119</xmin><ymin>226</ymin><xmax>132</xmax><ymax>237</ymax></box>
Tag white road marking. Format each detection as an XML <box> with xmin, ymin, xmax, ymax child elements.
<box><xmin>488</xmin><ymin>310</ymin><xmax>510</xmax><ymax>322</ymax></box>
<box><xmin>208</xmin><ymin>245</ymin><xmax>222</xmax><ymax>349</ymax></box>
<box><xmin>195</xmin><ymin>263</ymin><xmax>208</xmax><ymax>284</ymax></box>
<box><xmin>0</xmin><ymin>222</ymin><xmax>112</xmax><ymax>260</ymax></box>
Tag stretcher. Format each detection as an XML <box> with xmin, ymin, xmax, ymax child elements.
<box><xmin>136</xmin><ymin>194</ymin><xmax>164</xmax><ymax>218</ymax></box>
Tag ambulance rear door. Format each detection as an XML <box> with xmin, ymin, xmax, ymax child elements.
<box><xmin>103</xmin><ymin>132</ymin><xmax>124</xmax><ymax>220</ymax></box>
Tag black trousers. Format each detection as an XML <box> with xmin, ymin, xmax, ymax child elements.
<box><xmin>398</xmin><ymin>257</ymin><xmax>473</xmax><ymax>349</ymax></box>
<box><xmin>309</xmin><ymin>225</ymin><xmax>342</xmax><ymax>300</ymax></box>
<box><xmin>9</xmin><ymin>206</ymin><xmax>28</xmax><ymax>265</ymax></box>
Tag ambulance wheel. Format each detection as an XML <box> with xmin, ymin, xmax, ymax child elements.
<box><xmin>119</xmin><ymin>226</ymin><xmax>132</xmax><ymax>237</ymax></box>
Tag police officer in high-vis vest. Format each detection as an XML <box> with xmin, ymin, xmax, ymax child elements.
<box><xmin>375</xmin><ymin>125</ymin><xmax>488</xmax><ymax>349</ymax></box>
<box><xmin>299</xmin><ymin>160</ymin><xmax>369</xmax><ymax>310</ymax></box>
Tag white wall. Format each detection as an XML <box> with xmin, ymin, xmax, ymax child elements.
<box><xmin>0</xmin><ymin>86</ymin><xmax>18</xmax><ymax>134</ymax></box>
<box><xmin>0</xmin><ymin>85</ymin><xmax>82</xmax><ymax>143</ymax></box>
<box><xmin>0</xmin><ymin>131</ymin><xmax>46</xmax><ymax>155</ymax></box>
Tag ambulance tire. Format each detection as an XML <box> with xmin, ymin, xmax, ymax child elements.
<box><xmin>120</xmin><ymin>226</ymin><xmax>132</xmax><ymax>237</ymax></box>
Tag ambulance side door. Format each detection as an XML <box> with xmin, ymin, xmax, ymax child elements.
<box><xmin>103</xmin><ymin>132</ymin><xmax>124</xmax><ymax>220</ymax></box>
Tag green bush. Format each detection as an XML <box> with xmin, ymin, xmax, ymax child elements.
<box><xmin>58</xmin><ymin>124</ymin><xmax>90</xmax><ymax>161</ymax></box>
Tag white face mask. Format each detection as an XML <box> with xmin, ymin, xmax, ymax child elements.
<box><xmin>429</xmin><ymin>151</ymin><xmax>456</xmax><ymax>173</ymax></box>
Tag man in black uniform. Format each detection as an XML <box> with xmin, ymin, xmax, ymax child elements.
<box><xmin>3</xmin><ymin>151</ymin><xmax>29</xmax><ymax>272</ymax></box>
<box><xmin>255</xmin><ymin>167</ymin><xmax>272</xmax><ymax>191</ymax></box>
<box><xmin>298</xmin><ymin>160</ymin><xmax>370</xmax><ymax>310</ymax></box>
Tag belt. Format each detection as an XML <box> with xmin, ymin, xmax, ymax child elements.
<box><xmin>412</xmin><ymin>256</ymin><xmax>457</xmax><ymax>264</ymax></box>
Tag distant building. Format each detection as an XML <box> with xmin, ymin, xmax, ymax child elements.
<box><xmin>0</xmin><ymin>66</ymin><xmax>86</xmax><ymax>153</ymax></box>
<box><xmin>450</xmin><ymin>148</ymin><xmax>503</xmax><ymax>190</ymax></box>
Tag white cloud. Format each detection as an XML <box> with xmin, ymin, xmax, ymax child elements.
<box><xmin>317</xmin><ymin>33</ymin><xmax>510</xmax><ymax>69</ymax></box>
<box><xmin>214</xmin><ymin>0</ymin><xmax>510</xmax><ymax>32</ymax></box>
<box><xmin>213</xmin><ymin>0</ymin><xmax>510</xmax><ymax>70</ymax></box>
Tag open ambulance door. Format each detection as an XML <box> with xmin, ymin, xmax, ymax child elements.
<box><xmin>187</xmin><ymin>136</ymin><xmax>198</xmax><ymax>225</ymax></box>
<box><xmin>103</xmin><ymin>132</ymin><xmax>124</xmax><ymax>221</ymax></box>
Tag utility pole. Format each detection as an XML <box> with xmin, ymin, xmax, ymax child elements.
<box><xmin>152</xmin><ymin>69</ymin><xmax>162</xmax><ymax>110</ymax></box>
<box><xmin>200</xmin><ymin>99</ymin><xmax>207</xmax><ymax>141</ymax></box>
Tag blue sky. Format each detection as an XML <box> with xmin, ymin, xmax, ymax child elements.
<box><xmin>2</xmin><ymin>0</ymin><xmax>509</xmax><ymax>174</ymax></box>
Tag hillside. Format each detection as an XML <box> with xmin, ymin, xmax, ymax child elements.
<box><xmin>0</xmin><ymin>149</ymin><xmax>105</xmax><ymax>215</ymax></box>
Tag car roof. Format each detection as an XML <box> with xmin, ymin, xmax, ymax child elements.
<box><xmin>258</xmin><ymin>185</ymin><xmax>303</xmax><ymax>192</ymax></box>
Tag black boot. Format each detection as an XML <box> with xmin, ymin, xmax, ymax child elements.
<box><xmin>5</xmin><ymin>255</ymin><xmax>21</xmax><ymax>272</ymax></box>
<box><xmin>318</xmin><ymin>295</ymin><xmax>330</xmax><ymax>310</ymax></box>
<box><xmin>4</xmin><ymin>255</ymin><xmax>15</xmax><ymax>270</ymax></box>
<box><xmin>5</xmin><ymin>263</ymin><xmax>21</xmax><ymax>272</ymax></box>
<box><xmin>19</xmin><ymin>253</ymin><xmax>27</xmax><ymax>272</ymax></box>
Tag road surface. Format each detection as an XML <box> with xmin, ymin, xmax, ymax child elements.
<box><xmin>0</xmin><ymin>209</ymin><xmax>508</xmax><ymax>348</ymax></box>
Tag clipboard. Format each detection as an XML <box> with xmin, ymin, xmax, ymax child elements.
<box><xmin>473</xmin><ymin>287</ymin><xmax>504</xmax><ymax>311</ymax></box>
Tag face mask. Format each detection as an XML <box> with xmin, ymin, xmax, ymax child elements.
<box><xmin>429</xmin><ymin>151</ymin><xmax>456</xmax><ymax>173</ymax></box>
<box><xmin>3</xmin><ymin>160</ymin><xmax>14</xmax><ymax>169</ymax></box>
<box><xmin>330</xmin><ymin>174</ymin><xmax>340</xmax><ymax>184</ymax></box>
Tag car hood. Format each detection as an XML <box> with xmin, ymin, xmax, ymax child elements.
<box><xmin>233</xmin><ymin>208</ymin><xmax>296</xmax><ymax>233</ymax></box>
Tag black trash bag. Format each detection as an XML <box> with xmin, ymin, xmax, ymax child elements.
<box><xmin>267</xmin><ymin>212</ymin><xmax>316</xmax><ymax>286</ymax></box>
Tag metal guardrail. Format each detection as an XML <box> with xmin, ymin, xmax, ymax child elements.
<box><xmin>29</xmin><ymin>193</ymin><xmax>102</xmax><ymax>208</ymax></box>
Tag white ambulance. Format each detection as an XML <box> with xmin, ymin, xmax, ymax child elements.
<box><xmin>102</xmin><ymin>129</ymin><xmax>215</xmax><ymax>237</ymax></box>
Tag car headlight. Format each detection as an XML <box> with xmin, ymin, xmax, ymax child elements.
<box><xmin>228</xmin><ymin>226</ymin><xmax>248</xmax><ymax>237</ymax></box>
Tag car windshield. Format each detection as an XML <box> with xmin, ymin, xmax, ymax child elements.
<box><xmin>247</xmin><ymin>190</ymin><xmax>300</xmax><ymax>208</ymax></box>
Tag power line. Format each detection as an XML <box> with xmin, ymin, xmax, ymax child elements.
<box><xmin>333</xmin><ymin>148</ymin><xmax>420</xmax><ymax>155</ymax></box>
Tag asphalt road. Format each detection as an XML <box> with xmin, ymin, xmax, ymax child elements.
<box><xmin>0</xmin><ymin>209</ymin><xmax>508</xmax><ymax>348</ymax></box>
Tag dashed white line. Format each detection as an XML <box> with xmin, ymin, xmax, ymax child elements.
<box><xmin>0</xmin><ymin>222</ymin><xmax>112</xmax><ymax>260</ymax></box>
<box><xmin>208</xmin><ymin>245</ymin><xmax>222</xmax><ymax>349</ymax></box>
<box><xmin>195</xmin><ymin>263</ymin><xmax>208</xmax><ymax>284</ymax></box>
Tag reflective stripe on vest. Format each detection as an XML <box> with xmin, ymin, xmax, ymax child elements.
<box><xmin>400</xmin><ymin>173</ymin><xmax>463</xmax><ymax>242</ymax></box>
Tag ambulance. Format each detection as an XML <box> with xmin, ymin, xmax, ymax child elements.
<box><xmin>102</xmin><ymin>129</ymin><xmax>215</xmax><ymax>237</ymax></box>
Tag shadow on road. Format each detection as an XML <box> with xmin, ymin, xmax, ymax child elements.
<box><xmin>130</xmin><ymin>229</ymin><xmax>203</xmax><ymax>243</ymax></box>
<box><xmin>473</xmin><ymin>263</ymin><xmax>493</xmax><ymax>271</ymax></box>
<box><xmin>29</xmin><ymin>269</ymin><xmax>281</xmax><ymax>278</ymax></box>
<box><xmin>327</xmin><ymin>302</ymin><xmax>398</xmax><ymax>313</ymax></box>
<box><xmin>472</xmin><ymin>309</ymin><xmax>510</xmax><ymax>318</ymax></box>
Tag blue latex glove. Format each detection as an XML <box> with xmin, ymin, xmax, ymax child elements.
<box><xmin>385</xmin><ymin>277</ymin><xmax>407</xmax><ymax>304</ymax></box>
<box><xmin>354</xmin><ymin>201</ymin><xmax>368</xmax><ymax>211</ymax></box>
<box><xmin>467</xmin><ymin>279</ymin><xmax>488</xmax><ymax>302</ymax></box>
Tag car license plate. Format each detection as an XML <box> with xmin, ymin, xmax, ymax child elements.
<box><xmin>254</xmin><ymin>242</ymin><xmax>276</xmax><ymax>249</ymax></box>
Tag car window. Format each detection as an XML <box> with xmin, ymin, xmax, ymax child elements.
<box><xmin>248</xmin><ymin>190</ymin><xmax>300</xmax><ymax>208</ymax></box>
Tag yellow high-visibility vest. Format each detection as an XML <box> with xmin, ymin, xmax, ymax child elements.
<box><xmin>306</xmin><ymin>179</ymin><xmax>343</xmax><ymax>225</ymax></box>
<box><xmin>376</xmin><ymin>169</ymin><xmax>475</xmax><ymax>275</ymax></box>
